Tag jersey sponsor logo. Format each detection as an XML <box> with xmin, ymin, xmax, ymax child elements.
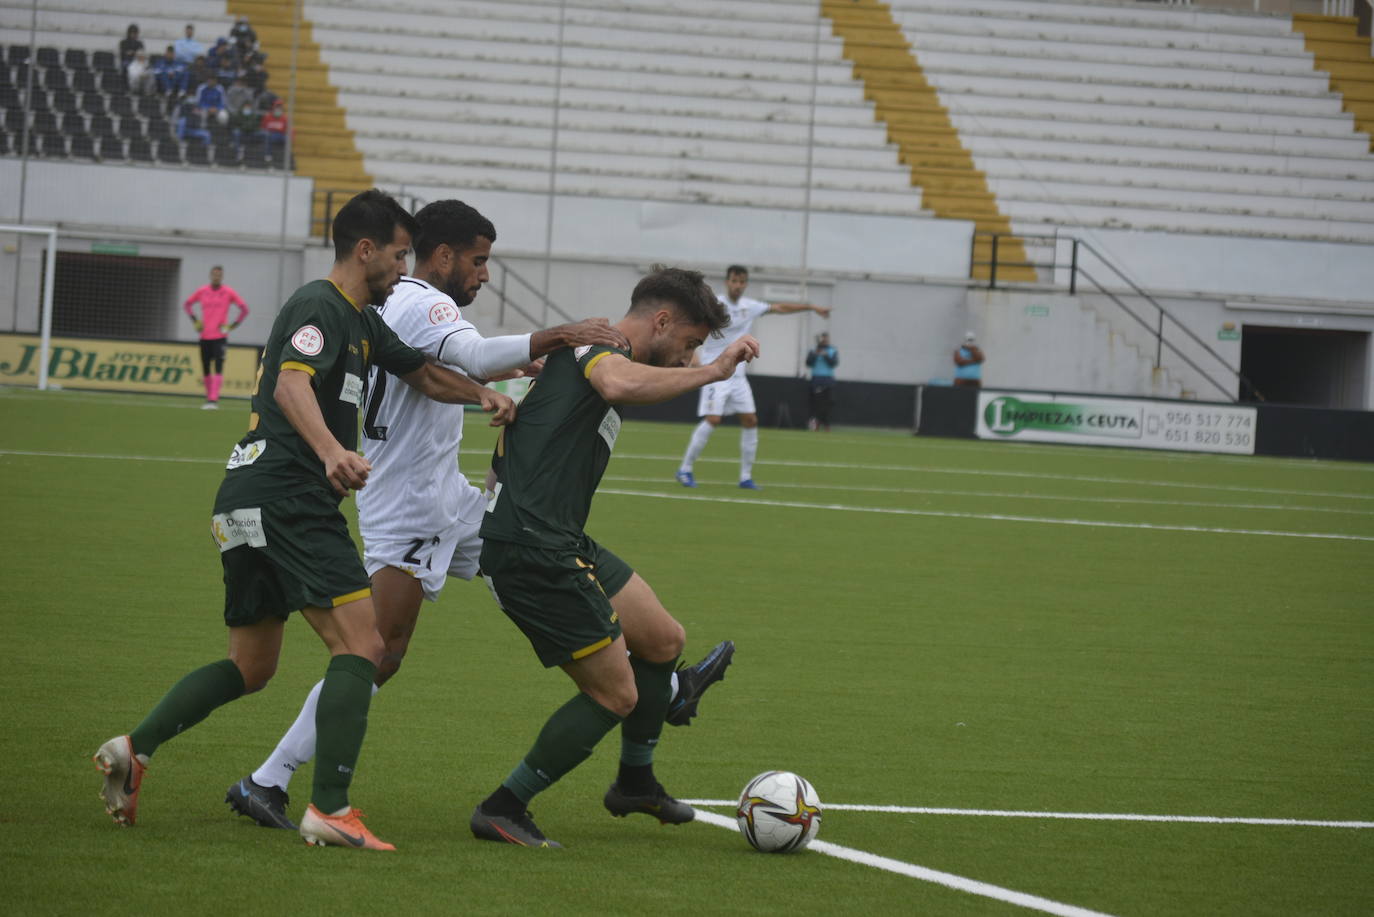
<box><xmin>290</xmin><ymin>324</ymin><xmax>324</xmax><ymax>356</ymax></box>
<box><xmin>211</xmin><ymin>508</ymin><xmax>267</xmax><ymax>552</ymax></box>
<box><xmin>428</xmin><ymin>301</ymin><xmax>459</xmax><ymax>325</ymax></box>
<box><xmin>340</xmin><ymin>372</ymin><xmax>363</xmax><ymax>406</ymax></box>
<box><xmin>485</xmin><ymin>482</ymin><xmax>502</xmax><ymax>513</ymax></box>
<box><xmin>597</xmin><ymin>407</ymin><xmax>621</xmax><ymax>451</ymax></box>
<box><xmin>225</xmin><ymin>439</ymin><xmax>267</xmax><ymax>469</ymax></box>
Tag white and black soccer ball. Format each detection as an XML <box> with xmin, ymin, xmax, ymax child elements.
<box><xmin>736</xmin><ymin>770</ymin><xmax>822</xmax><ymax>853</ymax></box>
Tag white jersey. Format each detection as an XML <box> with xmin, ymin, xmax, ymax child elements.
<box><xmin>697</xmin><ymin>294</ymin><xmax>770</xmax><ymax>379</ymax></box>
<box><xmin>356</xmin><ymin>276</ymin><xmax>532</xmax><ymax>543</ymax></box>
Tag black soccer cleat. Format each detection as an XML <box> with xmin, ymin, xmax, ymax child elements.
<box><xmin>666</xmin><ymin>639</ymin><xmax>735</xmax><ymax>727</ymax></box>
<box><xmin>603</xmin><ymin>782</ymin><xmax>695</xmax><ymax>825</ymax></box>
<box><xmin>225</xmin><ymin>776</ymin><xmax>297</xmax><ymax>830</ymax></box>
<box><xmin>470</xmin><ymin>805</ymin><xmax>563</xmax><ymax>848</ymax></box>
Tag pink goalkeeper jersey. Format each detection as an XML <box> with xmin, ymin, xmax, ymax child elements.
<box><xmin>183</xmin><ymin>284</ymin><xmax>249</xmax><ymax>340</ymax></box>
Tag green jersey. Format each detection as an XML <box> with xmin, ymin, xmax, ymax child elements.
<box><xmin>215</xmin><ymin>279</ymin><xmax>425</xmax><ymax>509</ymax></box>
<box><xmin>480</xmin><ymin>343</ymin><xmax>630</xmax><ymax>548</ymax></box>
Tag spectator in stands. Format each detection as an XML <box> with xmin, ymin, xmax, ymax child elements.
<box><xmin>119</xmin><ymin>24</ymin><xmax>144</xmax><ymax>72</ymax></box>
<box><xmin>225</xmin><ymin>75</ymin><xmax>255</xmax><ymax>115</ymax></box>
<box><xmin>195</xmin><ymin>73</ymin><xmax>229</xmax><ymax>124</ymax></box>
<box><xmin>176</xmin><ymin>101</ymin><xmax>211</xmax><ymax>144</ymax></box>
<box><xmin>952</xmin><ymin>331</ymin><xmax>985</xmax><ymax>388</ymax></box>
<box><xmin>242</xmin><ymin>51</ymin><xmax>269</xmax><ymax>92</ymax></box>
<box><xmin>228</xmin><ymin>101</ymin><xmax>260</xmax><ymax>150</ymax></box>
<box><xmin>805</xmin><ymin>332</ymin><xmax>839</xmax><ymax>432</ymax></box>
<box><xmin>208</xmin><ymin>38</ymin><xmax>239</xmax><ymax>81</ymax></box>
<box><xmin>230</xmin><ymin>16</ymin><xmax>258</xmax><ymax>57</ymax></box>
<box><xmin>126</xmin><ymin>50</ymin><xmax>155</xmax><ymax>95</ymax></box>
<box><xmin>260</xmin><ymin>99</ymin><xmax>290</xmax><ymax>153</ymax></box>
<box><xmin>187</xmin><ymin>56</ymin><xmax>212</xmax><ymax>97</ymax></box>
<box><xmin>153</xmin><ymin>45</ymin><xmax>188</xmax><ymax>96</ymax></box>
<box><xmin>174</xmin><ymin>24</ymin><xmax>205</xmax><ymax>65</ymax></box>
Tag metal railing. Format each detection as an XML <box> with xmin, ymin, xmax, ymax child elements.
<box><xmin>314</xmin><ymin>188</ymin><xmax>576</xmax><ymax>329</ymax></box>
<box><xmin>974</xmin><ymin>230</ymin><xmax>1264</xmax><ymax>403</ymax></box>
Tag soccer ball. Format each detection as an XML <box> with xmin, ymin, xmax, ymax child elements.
<box><xmin>736</xmin><ymin>771</ymin><xmax>822</xmax><ymax>853</ymax></box>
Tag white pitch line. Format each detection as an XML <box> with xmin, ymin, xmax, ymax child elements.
<box><xmin>685</xmin><ymin>802</ymin><xmax>1374</xmax><ymax>830</ymax></box>
<box><xmin>598</xmin><ymin>474</ymin><xmax>1374</xmax><ymax>517</ymax></box>
<box><xmin>692</xmin><ymin>809</ymin><xmax>1117</xmax><ymax>917</ymax></box>
<box><xmin>5</xmin><ymin>450</ymin><xmax>1371</xmax><ymax>541</ymax></box>
<box><xmin>598</xmin><ymin>487</ymin><xmax>1374</xmax><ymax>543</ymax></box>
<box><xmin>460</xmin><ymin>450</ymin><xmax>1374</xmax><ymax>501</ymax></box>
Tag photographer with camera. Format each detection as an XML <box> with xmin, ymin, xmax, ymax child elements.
<box><xmin>805</xmin><ymin>332</ymin><xmax>838</xmax><ymax>432</ymax></box>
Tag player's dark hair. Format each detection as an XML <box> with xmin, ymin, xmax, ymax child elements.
<box><xmin>331</xmin><ymin>189</ymin><xmax>418</xmax><ymax>263</ymax></box>
<box><xmin>211</xmin><ymin>264</ymin><xmax>222</xmax><ymax>272</ymax></box>
<box><xmin>725</xmin><ymin>264</ymin><xmax>749</xmax><ymax>279</ymax></box>
<box><xmin>630</xmin><ymin>265</ymin><xmax>728</xmax><ymax>334</ymax></box>
<box><xmin>412</xmin><ymin>199</ymin><xmax>497</xmax><ymax>261</ymax></box>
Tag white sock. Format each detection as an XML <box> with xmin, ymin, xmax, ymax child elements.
<box><xmin>740</xmin><ymin>427</ymin><xmax>759</xmax><ymax>481</ymax></box>
<box><xmin>252</xmin><ymin>680</ymin><xmax>380</xmax><ymax>791</ymax></box>
<box><xmin>680</xmin><ymin>420</ymin><xmax>715</xmax><ymax>473</ymax></box>
<box><xmin>670</xmin><ymin>670</ymin><xmax>680</xmax><ymax>701</ymax></box>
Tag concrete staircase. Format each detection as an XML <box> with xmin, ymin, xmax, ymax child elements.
<box><xmin>1293</xmin><ymin>13</ymin><xmax>1374</xmax><ymax>151</ymax></box>
<box><xmin>225</xmin><ymin>0</ymin><xmax>371</xmax><ymax>239</ymax></box>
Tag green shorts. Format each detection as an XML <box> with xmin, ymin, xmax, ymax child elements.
<box><xmin>212</xmin><ymin>491</ymin><xmax>371</xmax><ymax>627</ymax></box>
<box><xmin>479</xmin><ymin>534</ymin><xmax>634</xmax><ymax>668</ymax></box>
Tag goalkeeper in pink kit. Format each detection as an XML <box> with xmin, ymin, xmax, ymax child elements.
<box><xmin>183</xmin><ymin>265</ymin><xmax>249</xmax><ymax>409</ymax></box>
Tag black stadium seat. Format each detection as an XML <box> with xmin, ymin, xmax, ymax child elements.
<box><xmin>100</xmin><ymin>71</ymin><xmax>124</xmax><ymax>94</ymax></box>
<box><xmin>43</xmin><ymin>66</ymin><xmax>66</xmax><ymax>91</ymax></box>
<box><xmin>3</xmin><ymin>107</ymin><xmax>23</xmax><ymax>132</ymax></box>
<box><xmin>64</xmin><ymin>49</ymin><xmax>88</xmax><ymax>70</ymax></box>
<box><xmin>117</xmin><ymin>115</ymin><xmax>142</xmax><ymax>139</ymax></box>
<box><xmin>89</xmin><ymin>113</ymin><xmax>114</xmax><ymax>138</ymax></box>
<box><xmin>136</xmin><ymin>95</ymin><xmax>162</xmax><ymax>119</ymax></box>
<box><xmin>127</xmin><ymin>136</ymin><xmax>152</xmax><ymax>162</ymax></box>
<box><xmin>185</xmin><ymin>137</ymin><xmax>209</xmax><ymax>166</ymax></box>
<box><xmin>40</xmin><ymin>132</ymin><xmax>65</xmax><ymax>157</ymax></box>
<box><xmin>31</xmin><ymin>109</ymin><xmax>56</xmax><ymax>134</ymax></box>
<box><xmin>26</xmin><ymin>87</ymin><xmax>48</xmax><ymax>111</ymax></box>
<box><xmin>52</xmin><ymin>88</ymin><xmax>77</xmax><ymax>112</ymax></box>
<box><xmin>146</xmin><ymin>116</ymin><xmax>172</xmax><ymax>143</ymax></box>
<box><xmin>0</xmin><ymin>85</ymin><xmax>20</xmax><ymax>109</ymax></box>
<box><xmin>0</xmin><ymin>129</ymin><xmax>9</xmax><ymax>156</ymax></box>
<box><xmin>71</xmin><ymin>133</ymin><xmax>96</xmax><ymax>159</ymax></box>
<box><xmin>213</xmin><ymin>140</ymin><xmax>240</xmax><ymax>167</ymax></box>
<box><xmin>108</xmin><ymin>94</ymin><xmax>134</xmax><ymax>118</ymax></box>
<box><xmin>156</xmin><ymin>137</ymin><xmax>181</xmax><ymax>164</ymax></box>
<box><xmin>60</xmin><ymin>110</ymin><xmax>84</xmax><ymax>134</ymax></box>
<box><xmin>8</xmin><ymin>45</ymin><xmax>30</xmax><ymax>65</ymax></box>
<box><xmin>73</xmin><ymin>69</ymin><xmax>97</xmax><ymax>94</ymax></box>
<box><xmin>35</xmin><ymin>47</ymin><xmax>59</xmax><ymax>68</ymax></box>
<box><xmin>81</xmin><ymin>91</ymin><xmax>105</xmax><ymax>116</ymax></box>
<box><xmin>92</xmin><ymin>50</ymin><xmax>116</xmax><ymax>73</ymax></box>
<box><xmin>98</xmin><ymin>135</ymin><xmax>124</xmax><ymax>160</ymax></box>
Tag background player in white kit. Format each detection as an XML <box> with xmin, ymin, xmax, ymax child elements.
<box><xmin>676</xmin><ymin>265</ymin><xmax>829</xmax><ymax>489</ymax></box>
<box><xmin>226</xmin><ymin>201</ymin><xmax>736</xmax><ymax>829</ymax></box>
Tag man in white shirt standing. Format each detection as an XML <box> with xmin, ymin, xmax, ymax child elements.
<box><xmin>676</xmin><ymin>265</ymin><xmax>830</xmax><ymax>489</ymax></box>
<box><xmin>225</xmin><ymin>201</ymin><xmax>736</xmax><ymax>829</ymax></box>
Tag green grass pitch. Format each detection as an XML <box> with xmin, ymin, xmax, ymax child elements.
<box><xmin>1</xmin><ymin>385</ymin><xmax>1370</xmax><ymax>916</ymax></box>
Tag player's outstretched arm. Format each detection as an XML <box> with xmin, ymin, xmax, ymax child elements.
<box><xmin>588</xmin><ymin>335</ymin><xmax>760</xmax><ymax>406</ymax></box>
<box><xmin>530</xmin><ymin>319</ymin><xmax>629</xmax><ymax>359</ymax></box>
<box><xmin>275</xmin><ymin>369</ymin><xmax>370</xmax><ymax>495</ymax></box>
<box><xmin>770</xmin><ymin>301</ymin><xmax>831</xmax><ymax>318</ymax></box>
<box><xmin>401</xmin><ymin>362</ymin><xmax>517</xmax><ymax>425</ymax></box>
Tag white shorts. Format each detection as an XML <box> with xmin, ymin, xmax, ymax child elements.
<box><xmin>697</xmin><ymin>375</ymin><xmax>755</xmax><ymax>418</ymax></box>
<box><xmin>363</xmin><ymin>516</ymin><xmax>482</xmax><ymax>602</ymax></box>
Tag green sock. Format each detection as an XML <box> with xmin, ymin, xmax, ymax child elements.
<box><xmin>129</xmin><ymin>659</ymin><xmax>244</xmax><ymax>758</ymax></box>
<box><xmin>620</xmin><ymin>655</ymin><xmax>677</xmax><ymax>767</ymax></box>
<box><xmin>311</xmin><ymin>654</ymin><xmax>377</xmax><ymax>814</ymax></box>
<box><xmin>502</xmin><ymin>693</ymin><xmax>623</xmax><ymax>803</ymax></box>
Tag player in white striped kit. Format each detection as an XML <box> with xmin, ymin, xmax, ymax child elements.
<box><xmin>226</xmin><ymin>201</ymin><xmax>736</xmax><ymax>829</ymax></box>
<box><xmin>676</xmin><ymin>265</ymin><xmax>829</xmax><ymax>489</ymax></box>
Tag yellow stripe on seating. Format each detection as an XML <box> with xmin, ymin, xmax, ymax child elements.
<box><xmin>821</xmin><ymin>0</ymin><xmax>1035</xmax><ymax>281</ymax></box>
<box><xmin>1293</xmin><ymin>13</ymin><xmax>1374</xmax><ymax>152</ymax></box>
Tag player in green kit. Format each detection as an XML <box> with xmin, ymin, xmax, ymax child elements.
<box><xmin>471</xmin><ymin>265</ymin><xmax>760</xmax><ymax>848</ymax></box>
<box><xmin>93</xmin><ymin>190</ymin><xmax>515</xmax><ymax>851</ymax></box>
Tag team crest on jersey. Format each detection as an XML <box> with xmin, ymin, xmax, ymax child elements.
<box><xmin>291</xmin><ymin>324</ymin><xmax>324</xmax><ymax>356</ymax></box>
<box><xmin>429</xmin><ymin>301</ymin><xmax>459</xmax><ymax>324</ymax></box>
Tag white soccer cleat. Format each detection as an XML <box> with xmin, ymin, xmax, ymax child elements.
<box><xmin>93</xmin><ymin>735</ymin><xmax>148</xmax><ymax>827</ymax></box>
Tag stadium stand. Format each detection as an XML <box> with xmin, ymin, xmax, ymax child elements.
<box><xmin>0</xmin><ymin>1</ymin><xmax>289</xmax><ymax>172</ymax></box>
<box><xmin>877</xmin><ymin>0</ymin><xmax>1374</xmax><ymax>244</ymax></box>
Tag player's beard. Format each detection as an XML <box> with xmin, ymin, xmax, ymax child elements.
<box><xmin>364</xmin><ymin>265</ymin><xmax>395</xmax><ymax>306</ymax></box>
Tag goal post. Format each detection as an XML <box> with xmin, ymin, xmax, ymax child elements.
<box><xmin>0</xmin><ymin>223</ymin><xmax>58</xmax><ymax>390</ymax></box>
